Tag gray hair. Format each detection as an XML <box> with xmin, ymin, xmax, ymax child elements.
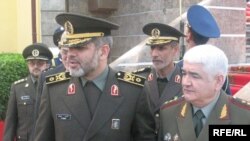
<box><xmin>92</xmin><ymin>36</ymin><xmax>113</xmax><ymax>48</ymax></box>
<box><xmin>183</xmin><ymin>44</ymin><xmax>228</xmax><ymax>81</ymax></box>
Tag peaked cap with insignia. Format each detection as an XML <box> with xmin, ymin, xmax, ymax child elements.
<box><xmin>187</xmin><ymin>5</ymin><xmax>220</xmax><ymax>38</ymax></box>
<box><xmin>22</xmin><ymin>43</ymin><xmax>53</xmax><ymax>61</ymax></box>
<box><xmin>143</xmin><ymin>23</ymin><xmax>185</xmax><ymax>46</ymax></box>
<box><xmin>55</xmin><ymin>13</ymin><xmax>119</xmax><ymax>47</ymax></box>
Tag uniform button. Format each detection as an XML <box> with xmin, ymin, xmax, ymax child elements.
<box><xmin>23</xmin><ymin>102</ymin><xmax>26</xmax><ymax>105</ymax></box>
<box><xmin>155</xmin><ymin>113</ymin><xmax>159</xmax><ymax>117</ymax></box>
<box><xmin>18</xmin><ymin>136</ymin><xmax>21</xmax><ymax>139</ymax></box>
<box><xmin>155</xmin><ymin>130</ymin><xmax>158</xmax><ymax>134</ymax></box>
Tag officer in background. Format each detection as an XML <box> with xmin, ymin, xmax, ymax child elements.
<box><xmin>177</xmin><ymin>4</ymin><xmax>231</xmax><ymax>95</ymax></box>
<box><xmin>51</xmin><ymin>26</ymin><xmax>66</xmax><ymax>67</ymax></box>
<box><xmin>136</xmin><ymin>23</ymin><xmax>185</xmax><ymax>135</ymax></box>
<box><xmin>35</xmin><ymin>26</ymin><xmax>68</xmax><ymax>117</ymax></box>
<box><xmin>33</xmin><ymin>26</ymin><xmax>68</xmax><ymax>131</ymax></box>
<box><xmin>159</xmin><ymin>44</ymin><xmax>250</xmax><ymax>141</ymax></box>
<box><xmin>3</xmin><ymin>43</ymin><xmax>53</xmax><ymax>141</ymax></box>
<box><xmin>34</xmin><ymin>13</ymin><xmax>156</xmax><ymax>141</ymax></box>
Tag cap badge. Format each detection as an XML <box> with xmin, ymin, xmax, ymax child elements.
<box><xmin>32</xmin><ymin>49</ymin><xmax>39</xmax><ymax>57</ymax></box>
<box><xmin>151</xmin><ymin>28</ymin><xmax>160</xmax><ymax>38</ymax></box>
<box><xmin>64</xmin><ymin>21</ymin><xmax>74</xmax><ymax>34</ymax></box>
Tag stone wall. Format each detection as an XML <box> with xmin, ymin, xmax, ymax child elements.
<box><xmin>40</xmin><ymin>0</ymin><xmax>246</xmax><ymax>64</ymax></box>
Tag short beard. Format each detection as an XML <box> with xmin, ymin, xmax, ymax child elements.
<box><xmin>69</xmin><ymin>68</ymin><xmax>85</xmax><ymax>77</ymax></box>
<box><xmin>69</xmin><ymin>49</ymin><xmax>99</xmax><ymax>77</ymax></box>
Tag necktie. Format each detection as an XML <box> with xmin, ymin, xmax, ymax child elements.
<box><xmin>193</xmin><ymin>110</ymin><xmax>205</xmax><ymax>137</ymax></box>
<box><xmin>157</xmin><ymin>78</ymin><xmax>168</xmax><ymax>96</ymax></box>
<box><xmin>83</xmin><ymin>81</ymin><xmax>101</xmax><ymax>118</ymax></box>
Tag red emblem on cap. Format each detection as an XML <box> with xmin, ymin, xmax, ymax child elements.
<box><xmin>148</xmin><ymin>73</ymin><xmax>153</xmax><ymax>81</ymax></box>
<box><xmin>68</xmin><ymin>83</ymin><xmax>75</xmax><ymax>95</ymax></box>
<box><xmin>175</xmin><ymin>75</ymin><xmax>181</xmax><ymax>83</ymax></box>
<box><xmin>111</xmin><ymin>85</ymin><xmax>119</xmax><ymax>96</ymax></box>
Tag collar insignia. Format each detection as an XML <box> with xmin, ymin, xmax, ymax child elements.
<box><xmin>180</xmin><ymin>103</ymin><xmax>187</xmax><ymax>117</ymax></box>
<box><xmin>219</xmin><ymin>104</ymin><xmax>229</xmax><ymax>119</ymax></box>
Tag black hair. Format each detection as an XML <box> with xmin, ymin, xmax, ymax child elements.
<box><xmin>190</xmin><ymin>28</ymin><xmax>209</xmax><ymax>45</ymax></box>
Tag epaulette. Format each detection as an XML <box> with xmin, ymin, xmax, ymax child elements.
<box><xmin>116</xmin><ymin>71</ymin><xmax>146</xmax><ymax>87</ymax></box>
<box><xmin>14</xmin><ymin>78</ymin><xmax>27</xmax><ymax>85</ymax></box>
<box><xmin>230</xmin><ymin>96</ymin><xmax>250</xmax><ymax>110</ymax></box>
<box><xmin>46</xmin><ymin>72</ymin><xmax>70</xmax><ymax>85</ymax></box>
<box><xmin>161</xmin><ymin>96</ymin><xmax>185</xmax><ymax>110</ymax></box>
<box><xmin>42</xmin><ymin>67</ymin><xmax>54</xmax><ymax>73</ymax></box>
<box><xmin>132</xmin><ymin>66</ymin><xmax>151</xmax><ymax>74</ymax></box>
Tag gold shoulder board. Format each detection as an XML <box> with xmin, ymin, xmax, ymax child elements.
<box><xmin>230</xmin><ymin>96</ymin><xmax>250</xmax><ymax>110</ymax></box>
<box><xmin>132</xmin><ymin>67</ymin><xmax>151</xmax><ymax>74</ymax></box>
<box><xmin>161</xmin><ymin>96</ymin><xmax>184</xmax><ymax>110</ymax></box>
<box><xmin>46</xmin><ymin>72</ymin><xmax>70</xmax><ymax>85</ymax></box>
<box><xmin>116</xmin><ymin>71</ymin><xmax>146</xmax><ymax>87</ymax></box>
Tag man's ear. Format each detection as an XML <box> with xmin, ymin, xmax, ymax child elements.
<box><xmin>186</xmin><ymin>28</ymin><xmax>192</xmax><ymax>42</ymax></box>
<box><xmin>215</xmin><ymin>74</ymin><xmax>225</xmax><ymax>91</ymax></box>
<box><xmin>99</xmin><ymin>44</ymin><xmax>110</xmax><ymax>58</ymax></box>
<box><xmin>46</xmin><ymin>62</ymin><xmax>51</xmax><ymax>69</ymax></box>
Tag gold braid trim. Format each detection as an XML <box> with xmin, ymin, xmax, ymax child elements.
<box><xmin>146</xmin><ymin>36</ymin><xmax>178</xmax><ymax>45</ymax></box>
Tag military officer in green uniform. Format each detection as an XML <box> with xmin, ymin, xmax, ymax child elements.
<box><xmin>3</xmin><ymin>43</ymin><xmax>53</xmax><ymax>141</ymax></box>
<box><xmin>159</xmin><ymin>44</ymin><xmax>250</xmax><ymax>141</ymax></box>
<box><xmin>34</xmin><ymin>13</ymin><xmax>156</xmax><ymax>141</ymax></box>
<box><xmin>137</xmin><ymin>23</ymin><xmax>185</xmax><ymax>134</ymax></box>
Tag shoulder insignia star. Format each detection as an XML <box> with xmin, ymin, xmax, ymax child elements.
<box><xmin>46</xmin><ymin>72</ymin><xmax>70</xmax><ymax>85</ymax></box>
<box><xmin>116</xmin><ymin>71</ymin><xmax>146</xmax><ymax>87</ymax></box>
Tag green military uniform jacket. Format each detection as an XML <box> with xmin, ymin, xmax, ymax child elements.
<box><xmin>34</xmin><ymin>68</ymin><xmax>156</xmax><ymax>141</ymax></box>
<box><xmin>159</xmin><ymin>91</ymin><xmax>250</xmax><ymax>141</ymax></box>
<box><xmin>135</xmin><ymin>65</ymin><xmax>183</xmax><ymax>133</ymax></box>
<box><xmin>3</xmin><ymin>75</ymin><xmax>37</xmax><ymax>141</ymax></box>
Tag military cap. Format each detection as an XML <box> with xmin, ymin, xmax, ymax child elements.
<box><xmin>143</xmin><ymin>23</ymin><xmax>185</xmax><ymax>46</ymax></box>
<box><xmin>53</xmin><ymin>26</ymin><xmax>64</xmax><ymax>46</ymax></box>
<box><xmin>187</xmin><ymin>5</ymin><xmax>220</xmax><ymax>38</ymax></box>
<box><xmin>22</xmin><ymin>43</ymin><xmax>53</xmax><ymax>60</ymax></box>
<box><xmin>55</xmin><ymin>13</ymin><xmax>119</xmax><ymax>47</ymax></box>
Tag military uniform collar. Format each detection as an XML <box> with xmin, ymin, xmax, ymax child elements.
<box><xmin>81</xmin><ymin>66</ymin><xmax>109</xmax><ymax>91</ymax></box>
<box><xmin>192</xmin><ymin>92</ymin><xmax>220</xmax><ymax>119</ymax></box>
<box><xmin>30</xmin><ymin>75</ymin><xmax>37</xmax><ymax>84</ymax></box>
<box><xmin>155</xmin><ymin>64</ymin><xmax>176</xmax><ymax>81</ymax></box>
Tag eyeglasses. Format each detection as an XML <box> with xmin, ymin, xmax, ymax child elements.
<box><xmin>27</xmin><ymin>60</ymin><xmax>47</xmax><ymax>66</ymax></box>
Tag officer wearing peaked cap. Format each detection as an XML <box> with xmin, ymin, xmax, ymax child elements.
<box><xmin>51</xmin><ymin>26</ymin><xmax>67</xmax><ymax>67</ymax></box>
<box><xmin>22</xmin><ymin>43</ymin><xmax>53</xmax><ymax>61</ymax></box>
<box><xmin>3</xmin><ymin>43</ymin><xmax>52</xmax><ymax>141</ymax></box>
<box><xmin>185</xmin><ymin>4</ymin><xmax>220</xmax><ymax>49</ymax></box>
<box><xmin>34</xmin><ymin>13</ymin><xmax>156</xmax><ymax>141</ymax></box>
<box><xmin>34</xmin><ymin>26</ymin><xmax>69</xmax><ymax>135</ymax></box>
<box><xmin>177</xmin><ymin>4</ymin><xmax>231</xmax><ymax>95</ymax></box>
<box><xmin>137</xmin><ymin>23</ymin><xmax>185</xmax><ymax>136</ymax></box>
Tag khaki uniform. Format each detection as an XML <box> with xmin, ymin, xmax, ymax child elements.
<box><xmin>34</xmin><ymin>68</ymin><xmax>156</xmax><ymax>141</ymax></box>
<box><xmin>3</xmin><ymin>75</ymin><xmax>37</xmax><ymax>141</ymax></box>
<box><xmin>159</xmin><ymin>91</ymin><xmax>250</xmax><ymax>141</ymax></box>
